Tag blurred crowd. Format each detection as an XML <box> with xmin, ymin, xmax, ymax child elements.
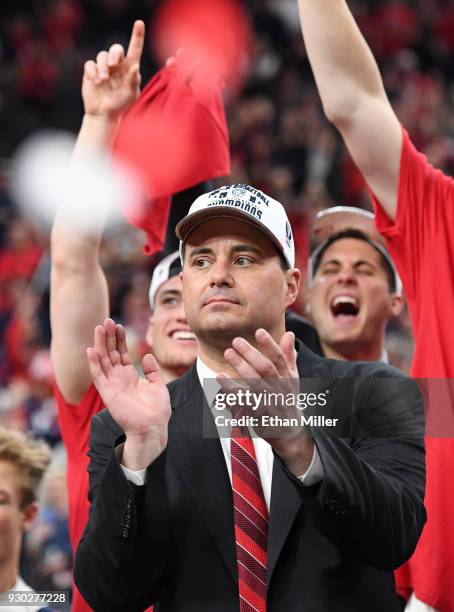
<box><xmin>1</xmin><ymin>0</ymin><xmax>454</xmax><ymax>604</ymax></box>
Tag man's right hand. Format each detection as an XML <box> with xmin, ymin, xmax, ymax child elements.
<box><xmin>82</xmin><ymin>20</ymin><xmax>144</xmax><ymax>119</ymax></box>
<box><xmin>87</xmin><ymin>318</ymin><xmax>171</xmax><ymax>469</ymax></box>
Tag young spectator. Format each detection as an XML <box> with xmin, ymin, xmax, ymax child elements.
<box><xmin>0</xmin><ymin>426</ymin><xmax>58</xmax><ymax>612</ymax></box>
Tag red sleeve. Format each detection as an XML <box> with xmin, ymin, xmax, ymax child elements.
<box><xmin>368</xmin><ymin>127</ymin><xmax>454</xmax><ymax>301</ymax></box>
<box><xmin>54</xmin><ymin>384</ymin><xmax>104</xmax><ymax>552</ymax></box>
<box><xmin>54</xmin><ymin>383</ymin><xmax>104</xmax><ymax>462</ymax></box>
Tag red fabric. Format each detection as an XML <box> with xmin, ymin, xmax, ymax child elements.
<box><xmin>54</xmin><ymin>383</ymin><xmax>104</xmax><ymax>612</ymax></box>
<box><xmin>231</xmin><ymin>429</ymin><xmax>268</xmax><ymax>612</ymax></box>
<box><xmin>369</xmin><ymin>128</ymin><xmax>454</xmax><ymax>611</ymax></box>
<box><xmin>114</xmin><ymin>56</ymin><xmax>230</xmax><ymax>255</ymax></box>
<box><xmin>0</xmin><ymin>245</ymin><xmax>42</xmax><ymax>282</ymax></box>
<box><xmin>152</xmin><ymin>0</ymin><xmax>252</xmax><ymax>91</ymax></box>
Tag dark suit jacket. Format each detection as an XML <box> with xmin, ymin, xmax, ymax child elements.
<box><xmin>75</xmin><ymin>342</ymin><xmax>426</xmax><ymax>612</ymax></box>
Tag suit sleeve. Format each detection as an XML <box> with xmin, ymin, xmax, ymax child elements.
<box><xmin>281</xmin><ymin>369</ymin><xmax>426</xmax><ymax>571</ymax></box>
<box><xmin>74</xmin><ymin>412</ymin><xmax>170</xmax><ymax>611</ymax></box>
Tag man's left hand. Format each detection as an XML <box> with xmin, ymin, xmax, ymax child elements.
<box><xmin>218</xmin><ymin>329</ymin><xmax>315</xmax><ymax>475</ymax></box>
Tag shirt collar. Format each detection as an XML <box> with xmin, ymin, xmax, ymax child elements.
<box><xmin>196</xmin><ymin>356</ymin><xmax>221</xmax><ymax>408</ymax></box>
<box><xmin>196</xmin><ymin>348</ymin><xmax>300</xmax><ymax>407</ymax></box>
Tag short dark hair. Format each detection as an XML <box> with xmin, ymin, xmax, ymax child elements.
<box><xmin>311</xmin><ymin>228</ymin><xmax>396</xmax><ymax>291</ymax></box>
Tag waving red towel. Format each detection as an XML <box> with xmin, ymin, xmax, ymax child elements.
<box><xmin>114</xmin><ymin>54</ymin><xmax>230</xmax><ymax>254</ymax></box>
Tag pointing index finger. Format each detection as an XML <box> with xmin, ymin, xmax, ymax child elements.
<box><xmin>126</xmin><ymin>20</ymin><xmax>145</xmax><ymax>63</ymax></box>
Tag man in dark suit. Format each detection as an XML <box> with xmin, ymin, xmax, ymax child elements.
<box><xmin>75</xmin><ymin>184</ymin><xmax>426</xmax><ymax>612</ymax></box>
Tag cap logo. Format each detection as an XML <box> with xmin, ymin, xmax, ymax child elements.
<box><xmin>206</xmin><ymin>198</ymin><xmax>263</xmax><ymax>221</ymax></box>
<box><xmin>232</xmin><ymin>187</ymin><xmax>246</xmax><ymax>197</ymax></box>
<box><xmin>207</xmin><ymin>184</ymin><xmax>269</xmax><ymax>206</ymax></box>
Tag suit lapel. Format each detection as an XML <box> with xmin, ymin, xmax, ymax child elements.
<box><xmin>167</xmin><ymin>367</ymin><xmax>238</xmax><ymax>583</ymax></box>
<box><xmin>267</xmin><ymin>456</ymin><xmax>302</xmax><ymax>584</ymax></box>
<box><xmin>267</xmin><ymin>341</ymin><xmax>336</xmax><ymax>583</ymax></box>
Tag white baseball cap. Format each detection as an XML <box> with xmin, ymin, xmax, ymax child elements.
<box><xmin>148</xmin><ymin>251</ymin><xmax>182</xmax><ymax>310</ymax></box>
<box><xmin>175</xmin><ymin>184</ymin><xmax>295</xmax><ymax>268</ymax></box>
<box><xmin>312</xmin><ymin>206</ymin><xmax>385</xmax><ymax>246</ymax></box>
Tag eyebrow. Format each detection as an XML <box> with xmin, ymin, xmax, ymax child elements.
<box><xmin>354</xmin><ymin>259</ymin><xmax>376</xmax><ymax>269</ymax></box>
<box><xmin>158</xmin><ymin>289</ymin><xmax>181</xmax><ymax>300</ymax></box>
<box><xmin>322</xmin><ymin>258</ymin><xmax>377</xmax><ymax>269</ymax></box>
<box><xmin>188</xmin><ymin>247</ymin><xmax>213</xmax><ymax>259</ymax></box>
<box><xmin>188</xmin><ymin>244</ymin><xmax>264</xmax><ymax>259</ymax></box>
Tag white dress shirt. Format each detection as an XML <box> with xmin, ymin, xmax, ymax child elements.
<box><xmin>121</xmin><ymin>356</ymin><xmax>324</xmax><ymax>502</ymax></box>
<box><xmin>405</xmin><ymin>594</ymin><xmax>438</xmax><ymax>612</ymax></box>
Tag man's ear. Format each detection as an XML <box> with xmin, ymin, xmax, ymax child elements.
<box><xmin>389</xmin><ymin>293</ymin><xmax>405</xmax><ymax>318</ymax></box>
<box><xmin>145</xmin><ymin>316</ymin><xmax>154</xmax><ymax>349</ymax></box>
<box><xmin>22</xmin><ymin>501</ymin><xmax>38</xmax><ymax>533</ymax></box>
<box><xmin>285</xmin><ymin>268</ymin><xmax>301</xmax><ymax>308</ymax></box>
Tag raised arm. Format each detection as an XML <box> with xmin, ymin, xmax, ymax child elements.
<box><xmin>297</xmin><ymin>0</ymin><xmax>402</xmax><ymax>219</ymax></box>
<box><xmin>50</xmin><ymin>21</ymin><xmax>144</xmax><ymax>403</ymax></box>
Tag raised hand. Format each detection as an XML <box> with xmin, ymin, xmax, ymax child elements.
<box><xmin>87</xmin><ymin>318</ymin><xmax>171</xmax><ymax>467</ymax></box>
<box><xmin>82</xmin><ymin>20</ymin><xmax>145</xmax><ymax>118</ymax></box>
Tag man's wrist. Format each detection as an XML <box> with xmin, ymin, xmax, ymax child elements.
<box><xmin>82</xmin><ymin>112</ymin><xmax>120</xmax><ymax>132</ymax></box>
<box><xmin>74</xmin><ymin>113</ymin><xmax>121</xmax><ymax>154</ymax></box>
<box><xmin>272</xmin><ymin>434</ymin><xmax>315</xmax><ymax>476</ymax></box>
<box><xmin>121</xmin><ymin>431</ymin><xmax>166</xmax><ymax>471</ymax></box>
<box><xmin>80</xmin><ymin>112</ymin><xmax>121</xmax><ymax>145</ymax></box>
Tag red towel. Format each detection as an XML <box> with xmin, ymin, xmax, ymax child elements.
<box><xmin>114</xmin><ymin>54</ymin><xmax>230</xmax><ymax>254</ymax></box>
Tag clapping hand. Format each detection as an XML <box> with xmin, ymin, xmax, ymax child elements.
<box><xmin>218</xmin><ymin>329</ymin><xmax>314</xmax><ymax>474</ymax></box>
<box><xmin>87</xmin><ymin>318</ymin><xmax>171</xmax><ymax>468</ymax></box>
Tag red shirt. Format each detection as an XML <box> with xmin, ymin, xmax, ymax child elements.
<box><xmin>370</xmin><ymin>128</ymin><xmax>454</xmax><ymax>611</ymax></box>
<box><xmin>55</xmin><ymin>383</ymin><xmax>155</xmax><ymax>612</ymax></box>
<box><xmin>55</xmin><ymin>384</ymin><xmax>104</xmax><ymax>612</ymax></box>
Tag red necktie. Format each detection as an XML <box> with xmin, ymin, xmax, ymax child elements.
<box><xmin>231</xmin><ymin>425</ymin><xmax>268</xmax><ymax>612</ymax></box>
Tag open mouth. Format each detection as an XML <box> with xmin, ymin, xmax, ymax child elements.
<box><xmin>170</xmin><ymin>331</ymin><xmax>197</xmax><ymax>342</ymax></box>
<box><xmin>330</xmin><ymin>295</ymin><xmax>360</xmax><ymax>318</ymax></box>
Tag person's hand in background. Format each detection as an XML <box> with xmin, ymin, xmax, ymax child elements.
<box><xmin>82</xmin><ymin>19</ymin><xmax>144</xmax><ymax>119</ymax></box>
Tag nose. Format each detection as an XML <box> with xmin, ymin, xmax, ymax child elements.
<box><xmin>336</xmin><ymin>267</ymin><xmax>358</xmax><ymax>285</ymax></box>
<box><xmin>209</xmin><ymin>258</ymin><xmax>234</xmax><ymax>288</ymax></box>
<box><xmin>175</xmin><ymin>300</ymin><xmax>188</xmax><ymax>323</ymax></box>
